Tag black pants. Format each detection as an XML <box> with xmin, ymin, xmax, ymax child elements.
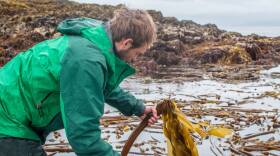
<box><xmin>0</xmin><ymin>137</ymin><xmax>47</xmax><ymax>156</ymax></box>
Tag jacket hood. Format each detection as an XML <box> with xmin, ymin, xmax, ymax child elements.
<box><xmin>57</xmin><ymin>18</ymin><xmax>104</xmax><ymax>35</ymax></box>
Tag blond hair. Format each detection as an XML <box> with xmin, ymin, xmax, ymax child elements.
<box><xmin>110</xmin><ymin>8</ymin><xmax>157</xmax><ymax>48</ymax></box>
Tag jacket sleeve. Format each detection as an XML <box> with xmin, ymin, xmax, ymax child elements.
<box><xmin>105</xmin><ymin>87</ymin><xmax>145</xmax><ymax>116</ymax></box>
<box><xmin>60</xmin><ymin>49</ymin><xmax>119</xmax><ymax>155</ymax></box>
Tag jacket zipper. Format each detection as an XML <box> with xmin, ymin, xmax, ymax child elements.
<box><xmin>37</xmin><ymin>92</ymin><xmax>53</xmax><ymax>117</ymax></box>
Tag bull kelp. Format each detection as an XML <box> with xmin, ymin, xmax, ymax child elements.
<box><xmin>160</xmin><ymin>100</ymin><xmax>232</xmax><ymax>156</ymax></box>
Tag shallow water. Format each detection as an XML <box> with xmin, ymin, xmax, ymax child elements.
<box><xmin>48</xmin><ymin>65</ymin><xmax>280</xmax><ymax>156</ymax></box>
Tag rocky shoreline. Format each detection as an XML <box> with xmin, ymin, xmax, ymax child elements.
<box><xmin>1</xmin><ymin>0</ymin><xmax>280</xmax><ymax>77</ymax></box>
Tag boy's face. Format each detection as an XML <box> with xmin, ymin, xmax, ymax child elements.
<box><xmin>115</xmin><ymin>39</ymin><xmax>148</xmax><ymax>63</ymax></box>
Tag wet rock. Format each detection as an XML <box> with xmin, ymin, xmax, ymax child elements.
<box><xmin>189</xmin><ymin>45</ymin><xmax>252</xmax><ymax>65</ymax></box>
<box><xmin>134</xmin><ymin>59</ymin><xmax>158</xmax><ymax>75</ymax></box>
<box><xmin>147</xmin><ymin>10</ymin><xmax>163</xmax><ymax>22</ymax></box>
<box><xmin>155</xmin><ymin>52</ymin><xmax>181</xmax><ymax>66</ymax></box>
<box><xmin>203</xmin><ymin>23</ymin><xmax>225</xmax><ymax>38</ymax></box>
<box><xmin>270</xmin><ymin>72</ymin><xmax>280</xmax><ymax>79</ymax></box>
<box><xmin>226</xmin><ymin>46</ymin><xmax>252</xmax><ymax>64</ymax></box>
<box><xmin>219</xmin><ymin>32</ymin><xmax>242</xmax><ymax>41</ymax></box>
<box><xmin>245</xmin><ymin>43</ymin><xmax>263</xmax><ymax>61</ymax></box>
<box><xmin>191</xmin><ymin>48</ymin><xmax>226</xmax><ymax>64</ymax></box>
<box><xmin>149</xmin><ymin>40</ymin><xmax>185</xmax><ymax>55</ymax></box>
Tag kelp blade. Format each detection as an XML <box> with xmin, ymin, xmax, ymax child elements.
<box><xmin>160</xmin><ymin>100</ymin><xmax>232</xmax><ymax>156</ymax></box>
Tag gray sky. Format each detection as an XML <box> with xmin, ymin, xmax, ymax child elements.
<box><xmin>73</xmin><ymin>0</ymin><xmax>280</xmax><ymax>37</ymax></box>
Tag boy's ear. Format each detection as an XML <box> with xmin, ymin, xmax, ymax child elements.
<box><xmin>123</xmin><ymin>38</ymin><xmax>133</xmax><ymax>50</ymax></box>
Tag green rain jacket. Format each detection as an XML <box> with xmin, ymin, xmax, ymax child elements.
<box><xmin>0</xmin><ymin>18</ymin><xmax>145</xmax><ymax>156</ymax></box>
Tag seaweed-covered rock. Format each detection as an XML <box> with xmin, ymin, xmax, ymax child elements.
<box><xmin>1</xmin><ymin>0</ymin><xmax>280</xmax><ymax>75</ymax></box>
<box><xmin>245</xmin><ymin>43</ymin><xmax>263</xmax><ymax>61</ymax></box>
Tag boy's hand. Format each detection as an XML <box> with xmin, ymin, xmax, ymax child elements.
<box><xmin>140</xmin><ymin>106</ymin><xmax>159</xmax><ymax>126</ymax></box>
